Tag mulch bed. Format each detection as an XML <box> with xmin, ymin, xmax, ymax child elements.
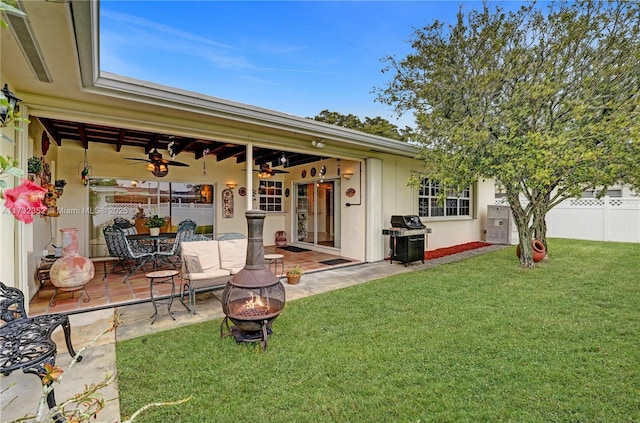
<box><xmin>424</xmin><ymin>242</ymin><xmax>492</xmax><ymax>260</ymax></box>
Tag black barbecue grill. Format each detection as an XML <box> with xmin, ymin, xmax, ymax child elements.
<box><xmin>383</xmin><ymin>215</ymin><xmax>432</xmax><ymax>266</ymax></box>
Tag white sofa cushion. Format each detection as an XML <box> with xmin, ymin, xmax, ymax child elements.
<box><xmin>188</xmin><ymin>268</ymin><xmax>231</xmax><ymax>280</ymax></box>
<box><xmin>182</xmin><ymin>240</ymin><xmax>222</xmax><ymax>272</ymax></box>
<box><xmin>218</xmin><ymin>238</ymin><xmax>247</xmax><ymax>274</ymax></box>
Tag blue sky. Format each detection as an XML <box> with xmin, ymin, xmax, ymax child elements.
<box><xmin>99</xmin><ymin>1</ymin><xmax>526</xmax><ymax>128</ymax></box>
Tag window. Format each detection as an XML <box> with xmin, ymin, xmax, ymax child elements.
<box><xmin>418</xmin><ymin>178</ymin><xmax>470</xmax><ymax>218</ymax></box>
<box><xmin>258</xmin><ymin>180</ymin><xmax>283</xmax><ymax>212</ymax></box>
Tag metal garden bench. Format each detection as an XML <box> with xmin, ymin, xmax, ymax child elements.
<box><xmin>0</xmin><ymin>281</ymin><xmax>81</xmax><ymax>422</ymax></box>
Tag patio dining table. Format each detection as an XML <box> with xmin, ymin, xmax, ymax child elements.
<box><xmin>126</xmin><ymin>233</ymin><xmax>177</xmax><ymax>268</ymax></box>
<box><xmin>126</xmin><ymin>232</ymin><xmax>177</xmax><ymax>252</ymax></box>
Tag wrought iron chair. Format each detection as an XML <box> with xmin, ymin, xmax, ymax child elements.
<box><xmin>216</xmin><ymin>232</ymin><xmax>247</xmax><ymax>241</ymax></box>
<box><xmin>113</xmin><ymin>217</ymin><xmax>134</xmax><ymax>230</ymax></box>
<box><xmin>1</xmin><ymin>281</ymin><xmax>81</xmax><ymax>421</ymax></box>
<box><xmin>102</xmin><ymin>225</ymin><xmax>155</xmax><ymax>282</ymax></box>
<box><xmin>113</xmin><ymin>217</ymin><xmax>154</xmax><ymax>253</ymax></box>
<box><xmin>187</xmin><ymin>234</ymin><xmax>211</xmax><ymax>241</ymax></box>
<box><xmin>156</xmin><ymin>219</ymin><xmax>197</xmax><ymax>268</ymax></box>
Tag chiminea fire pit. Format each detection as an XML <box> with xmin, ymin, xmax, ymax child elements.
<box><xmin>220</xmin><ymin>210</ymin><xmax>286</xmax><ymax>350</ymax></box>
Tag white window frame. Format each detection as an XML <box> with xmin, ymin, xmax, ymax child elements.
<box><xmin>418</xmin><ymin>177</ymin><xmax>471</xmax><ymax>218</ymax></box>
<box><xmin>258</xmin><ymin>180</ymin><xmax>283</xmax><ymax>212</ymax></box>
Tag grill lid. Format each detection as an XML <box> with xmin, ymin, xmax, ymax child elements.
<box><xmin>391</xmin><ymin>215</ymin><xmax>426</xmax><ymax>229</ymax></box>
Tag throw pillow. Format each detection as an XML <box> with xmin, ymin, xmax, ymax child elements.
<box><xmin>183</xmin><ymin>254</ymin><xmax>203</xmax><ymax>273</ymax></box>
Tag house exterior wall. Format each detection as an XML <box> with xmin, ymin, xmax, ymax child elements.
<box><xmin>0</xmin><ymin>117</ymin><xmax>18</xmax><ymax>286</ymax></box>
<box><xmin>379</xmin><ymin>154</ymin><xmax>495</xmax><ymax>252</ymax></box>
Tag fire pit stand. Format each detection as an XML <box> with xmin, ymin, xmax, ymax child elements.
<box><xmin>220</xmin><ymin>317</ymin><xmax>273</xmax><ymax>349</ymax></box>
<box><xmin>220</xmin><ymin>210</ymin><xmax>286</xmax><ymax>350</ymax></box>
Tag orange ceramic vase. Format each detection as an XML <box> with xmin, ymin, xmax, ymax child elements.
<box><xmin>49</xmin><ymin>228</ymin><xmax>95</xmax><ymax>291</ymax></box>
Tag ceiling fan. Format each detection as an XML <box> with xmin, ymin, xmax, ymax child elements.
<box><xmin>124</xmin><ymin>148</ymin><xmax>189</xmax><ymax>177</ymax></box>
<box><xmin>254</xmin><ymin>163</ymin><xmax>289</xmax><ymax>178</ymax></box>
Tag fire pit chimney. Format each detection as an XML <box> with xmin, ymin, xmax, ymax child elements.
<box><xmin>220</xmin><ymin>210</ymin><xmax>285</xmax><ymax>349</ymax></box>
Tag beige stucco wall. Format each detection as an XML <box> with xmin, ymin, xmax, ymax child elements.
<box><xmin>379</xmin><ymin>154</ymin><xmax>495</xmax><ymax>251</ymax></box>
<box><xmin>0</xmin><ymin>120</ymin><xmax>18</xmax><ymax>286</ymax></box>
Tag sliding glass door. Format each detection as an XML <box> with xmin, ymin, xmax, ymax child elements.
<box><xmin>294</xmin><ymin>179</ymin><xmax>339</xmax><ymax>248</ymax></box>
<box><xmin>87</xmin><ymin>179</ymin><xmax>214</xmax><ymax>257</ymax></box>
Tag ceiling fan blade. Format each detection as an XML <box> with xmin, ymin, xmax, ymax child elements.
<box><xmin>165</xmin><ymin>160</ymin><xmax>190</xmax><ymax>167</ymax></box>
<box><xmin>124</xmin><ymin>158</ymin><xmax>151</xmax><ymax>162</ymax></box>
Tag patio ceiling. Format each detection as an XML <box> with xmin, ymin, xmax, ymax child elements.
<box><xmin>37</xmin><ymin>117</ymin><xmax>323</xmax><ymax>168</ymax></box>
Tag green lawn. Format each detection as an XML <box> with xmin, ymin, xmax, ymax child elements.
<box><xmin>117</xmin><ymin>239</ymin><xmax>640</xmax><ymax>422</ymax></box>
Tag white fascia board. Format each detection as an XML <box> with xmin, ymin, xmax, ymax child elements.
<box><xmin>89</xmin><ymin>73</ymin><xmax>420</xmax><ymax>158</ymax></box>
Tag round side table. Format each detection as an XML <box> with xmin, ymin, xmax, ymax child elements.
<box><xmin>145</xmin><ymin>270</ymin><xmax>179</xmax><ymax>324</ymax></box>
<box><xmin>264</xmin><ymin>253</ymin><xmax>285</xmax><ymax>278</ymax></box>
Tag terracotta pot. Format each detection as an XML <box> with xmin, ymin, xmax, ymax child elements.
<box><xmin>49</xmin><ymin>228</ymin><xmax>95</xmax><ymax>291</ymax></box>
<box><xmin>275</xmin><ymin>231</ymin><xmax>287</xmax><ymax>246</ymax></box>
<box><xmin>516</xmin><ymin>240</ymin><xmax>546</xmax><ymax>263</ymax></box>
<box><xmin>286</xmin><ymin>273</ymin><xmax>302</xmax><ymax>285</ymax></box>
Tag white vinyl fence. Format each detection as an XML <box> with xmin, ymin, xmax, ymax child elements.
<box><xmin>545</xmin><ymin>197</ymin><xmax>640</xmax><ymax>243</ymax></box>
<box><xmin>496</xmin><ymin>197</ymin><xmax>640</xmax><ymax>243</ymax></box>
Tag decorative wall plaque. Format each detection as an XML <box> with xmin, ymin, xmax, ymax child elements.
<box><xmin>222</xmin><ymin>188</ymin><xmax>234</xmax><ymax>218</ymax></box>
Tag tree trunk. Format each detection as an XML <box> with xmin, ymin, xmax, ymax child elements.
<box><xmin>533</xmin><ymin>195</ymin><xmax>549</xmax><ymax>253</ymax></box>
<box><xmin>507</xmin><ymin>196</ymin><xmax>535</xmax><ymax>268</ymax></box>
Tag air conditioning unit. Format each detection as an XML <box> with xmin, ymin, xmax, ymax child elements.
<box><xmin>486</xmin><ymin>205</ymin><xmax>518</xmax><ymax>245</ymax></box>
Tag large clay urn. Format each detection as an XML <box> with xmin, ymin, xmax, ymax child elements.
<box><xmin>516</xmin><ymin>240</ymin><xmax>546</xmax><ymax>263</ymax></box>
<box><xmin>49</xmin><ymin>228</ymin><xmax>95</xmax><ymax>291</ymax></box>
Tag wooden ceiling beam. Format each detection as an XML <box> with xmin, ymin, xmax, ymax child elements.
<box><xmin>116</xmin><ymin>129</ymin><xmax>126</xmax><ymax>152</ymax></box>
<box><xmin>215</xmin><ymin>145</ymin><xmax>245</xmax><ymax>161</ymax></box>
<box><xmin>144</xmin><ymin>134</ymin><xmax>161</xmax><ymax>154</ymax></box>
<box><xmin>76</xmin><ymin>123</ymin><xmax>89</xmax><ymax>150</ymax></box>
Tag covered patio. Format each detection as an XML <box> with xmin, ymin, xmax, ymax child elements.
<box><xmin>29</xmin><ymin>245</ymin><xmax>361</xmax><ymax>316</ymax></box>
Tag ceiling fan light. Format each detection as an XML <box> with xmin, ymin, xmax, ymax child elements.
<box><xmin>151</xmin><ymin>164</ymin><xmax>169</xmax><ymax>178</ymax></box>
<box><xmin>146</xmin><ymin>163</ymin><xmax>155</xmax><ymax>171</ymax></box>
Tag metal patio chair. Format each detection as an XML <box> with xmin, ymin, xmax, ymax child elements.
<box><xmin>112</xmin><ymin>217</ymin><xmax>154</xmax><ymax>253</ymax></box>
<box><xmin>103</xmin><ymin>225</ymin><xmax>155</xmax><ymax>282</ymax></box>
<box><xmin>156</xmin><ymin>219</ymin><xmax>197</xmax><ymax>268</ymax></box>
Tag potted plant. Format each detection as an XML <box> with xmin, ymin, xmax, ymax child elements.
<box><xmin>286</xmin><ymin>265</ymin><xmax>303</xmax><ymax>285</ymax></box>
<box><xmin>144</xmin><ymin>215</ymin><xmax>167</xmax><ymax>236</ymax></box>
<box><xmin>27</xmin><ymin>156</ymin><xmax>42</xmax><ymax>177</ymax></box>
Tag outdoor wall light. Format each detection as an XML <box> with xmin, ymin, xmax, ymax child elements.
<box><xmin>0</xmin><ymin>83</ymin><xmax>22</xmax><ymax>124</ymax></box>
<box><xmin>226</xmin><ymin>182</ymin><xmax>238</xmax><ymax>189</ymax></box>
<box><xmin>311</xmin><ymin>139</ymin><xmax>326</xmax><ymax>149</ymax></box>
<box><xmin>343</xmin><ymin>172</ymin><xmax>354</xmax><ymax>180</ymax></box>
